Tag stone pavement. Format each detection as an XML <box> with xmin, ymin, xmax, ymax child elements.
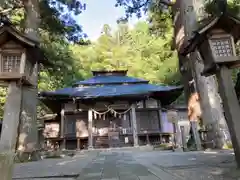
<box><xmin>132</xmin><ymin>150</ymin><xmax>236</xmax><ymax>180</ymax></box>
<box><xmin>13</xmin><ymin>151</ymin><xmax>99</xmax><ymax>180</ymax></box>
<box><xmin>13</xmin><ymin>149</ymin><xmax>237</xmax><ymax>180</ymax></box>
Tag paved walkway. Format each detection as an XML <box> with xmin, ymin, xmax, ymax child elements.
<box><xmin>13</xmin><ymin>149</ymin><xmax>237</xmax><ymax>180</ymax></box>
<box><xmin>13</xmin><ymin>151</ymin><xmax>99</xmax><ymax>180</ymax></box>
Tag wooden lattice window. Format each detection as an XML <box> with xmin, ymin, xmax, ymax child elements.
<box><xmin>1</xmin><ymin>54</ymin><xmax>21</xmax><ymax>73</ymax></box>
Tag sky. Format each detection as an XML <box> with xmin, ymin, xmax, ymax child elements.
<box><xmin>76</xmin><ymin>0</ymin><xmax>146</xmax><ymax>41</ymax></box>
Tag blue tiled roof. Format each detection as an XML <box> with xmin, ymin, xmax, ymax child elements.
<box><xmin>39</xmin><ymin>70</ymin><xmax>183</xmax><ymax>105</ymax></box>
<box><xmin>73</xmin><ymin>75</ymin><xmax>149</xmax><ymax>86</ymax></box>
<box><xmin>40</xmin><ymin>84</ymin><xmax>183</xmax><ymax>99</ymax></box>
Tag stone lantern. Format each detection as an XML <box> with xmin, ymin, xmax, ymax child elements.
<box><xmin>0</xmin><ymin>18</ymin><xmax>48</xmax><ymax>86</ymax></box>
<box><xmin>0</xmin><ymin>17</ymin><xmax>50</xmax><ymax>177</ymax></box>
<box><xmin>181</xmin><ymin>13</ymin><xmax>240</xmax><ymax>76</ymax></box>
<box><xmin>181</xmin><ymin>12</ymin><xmax>240</xmax><ymax>167</ymax></box>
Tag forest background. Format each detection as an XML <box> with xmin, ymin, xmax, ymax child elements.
<box><xmin>0</xmin><ymin>0</ymin><xmax>239</xmax><ymax>119</ymax></box>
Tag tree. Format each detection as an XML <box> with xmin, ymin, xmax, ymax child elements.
<box><xmin>0</xmin><ymin>87</ymin><xmax>7</xmax><ymax>121</ymax></box>
<box><xmin>0</xmin><ymin>0</ymin><xmax>87</xmax><ymax>42</ymax></box>
<box><xmin>0</xmin><ymin>0</ymin><xmax>90</xmax><ymax>120</ymax></box>
<box><xmin>71</xmin><ymin>21</ymin><xmax>181</xmax><ymax>86</ymax></box>
<box><xmin>0</xmin><ymin>2</ymin><xmax>89</xmax><ymax>173</ymax></box>
<box><xmin>114</xmin><ymin>0</ymin><xmax>240</xmax><ymax>149</ymax></box>
<box><xmin>39</xmin><ymin>35</ymin><xmax>85</xmax><ymax>91</ymax></box>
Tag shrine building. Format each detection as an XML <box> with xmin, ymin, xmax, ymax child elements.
<box><xmin>38</xmin><ymin>70</ymin><xmax>183</xmax><ymax>150</ymax></box>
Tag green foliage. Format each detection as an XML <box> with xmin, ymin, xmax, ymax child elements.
<box><xmin>148</xmin><ymin>2</ymin><xmax>173</xmax><ymax>37</ymax></box>
<box><xmin>1</xmin><ymin>0</ymin><xmax>87</xmax><ymax>42</ymax></box>
<box><xmin>0</xmin><ymin>0</ymin><xmax>88</xmax><ymax>120</ymax></box>
<box><xmin>204</xmin><ymin>0</ymin><xmax>240</xmax><ymax>16</ymax></box>
<box><xmin>39</xmin><ymin>34</ymin><xmax>84</xmax><ymax>91</ymax></box>
<box><xmin>233</xmin><ymin>43</ymin><xmax>240</xmax><ymax>99</ymax></box>
<box><xmin>0</xmin><ymin>19</ymin><xmax>180</xmax><ymax>119</ymax></box>
<box><xmin>0</xmin><ymin>87</ymin><xmax>7</xmax><ymax>121</ymax></box>
<box><xmin>71</xmin><ymin>21</ymin><xmax>180</xmax><ymax>85</ymax></box>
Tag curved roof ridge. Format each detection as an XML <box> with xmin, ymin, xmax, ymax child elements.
<box><xmin>73</xmin><ymin>75</ymin><xmax>149</xmax><ymax>86</ymax></box>
<box><xmin>92</xmin><ymin>70</ymin><xmax>128</xmax><ymax>76</ymax></box>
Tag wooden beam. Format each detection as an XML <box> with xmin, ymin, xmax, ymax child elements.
<box><xmin>131</xmin><ymin>104</ymin><xmax>139</xmax><ymax>147</ymax></box>
<box><xmin>146</xmin><ymin>134</ymin><xmax>150</xmax><ymax>145</ymax></box>
<box><xmin>62</xmin><ymin>139</ymin><xmax>66</xmax><ymax>150</ymax></box>
<box><xmin>77</xmin><ymin>138</ymin><xmax>80</xmax><ymax>151</ymax></box>
<box><xmin>88</xmin><ymin>109</ymin><xmax>93</xmax><ymax>149</ymax></box>
<box><xmin>60</xmin><ymin>108</ymin><xmax>64</xmax><ymax>139</ymax></box>
<box><xmin>19</xmin><ymin>49</ymin><xmax>26</xmax><ymax>74</ymax></box>
<box><xmin>157</xmin><ymin>102</ymin><xmax>163</xmax><ymax>132</ymax></box>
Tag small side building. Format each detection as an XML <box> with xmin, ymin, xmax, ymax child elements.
<box><xmin>39</xmin><ymin>70</ymin><xmax>183</xmax><ymax>150</ymax></box>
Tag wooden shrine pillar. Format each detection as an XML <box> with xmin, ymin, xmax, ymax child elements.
<box><xmin>157</xmin><ymin>100</ymin><xmax>163</xmax><ymax>132</ymax></box>
<box><xmin>77</xmin><ymin>138</ymin><xmax>81</xmax><ymax>151</ymax></box>
<box><xmin>131</xmin><ymin>104</ymin><xmax>139</xmax><ymax>146</ymax></box>
<box><xmin>146</xmin><ymin>134</ymin><xmax>150</xmax><ymax>146</ymax></box>
<box><xmin>88</xmin><ymin>109</ymin><xmax>93</xmax><ymax>149</ymax></box>
<box><xmin>60</xmin><ymin>109</ymin><xmax>65</xmax><ymax>150</ymax></box>
<box><xmin>62</xmin><ymin>139</ymin><xmax>66</xmax><ymax>150</ymax></box>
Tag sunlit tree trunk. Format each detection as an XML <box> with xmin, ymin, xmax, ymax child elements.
<box><xmin>173</xmin><ymin>0</ymin><xmax>202</xmax><ymax>149</ymax></box>
<box><xmin>16</xmin><ymin>0</ymin><xmax>41</xmax><ymax>160</ymax></box>
<box><xmin>23</xmin><ymin>0</ymin><xmax>40</xmax><ymax>41</ymax></box>
<box><xmin>177</xmin><ymin>0</ymin><xmax>229</xmax><ymax>149</ymax></box>
<box><xmin>0</xmin><ymin>1</ymin><xmax>41</xmax><ymax>178</ymax></box>
<box><xmin>173</xmin><ymin>0</ymin><xmax>193</xmax><ymax>102</ymax></box>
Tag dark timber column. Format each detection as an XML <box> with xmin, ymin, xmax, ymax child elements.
<box><xmin>77</xmin><ymin>138</ymin><xmax>81</xmax><ymax>151</ymax></box>
<box><xmin>60</xmin><ymin>109</ymin><xmax>65</xmax><ymax>150</ymax></box>
<box><xmin>131</xmin><ymin>104</ymin><xmax>139</xmax><ymax>146</ymax></box>
<box><xmin>157</xmin><ymin>100</ymin><xmax>163</xmax><ymax>132</ymax></box>
<box><xmin>157</xmin><ymin>100</ymin><xmax>164</xmax><ymax>143</ymax></box>
<box><xmin>88</xmin><ymin>109</ymin><xmax>93</xmax><ymax>149</ymax></box>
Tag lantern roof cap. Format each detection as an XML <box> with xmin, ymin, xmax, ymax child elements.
<box><xmin>181</xmin><ymin>13</ymin><xmax>240</xmax><ymax>56</ymax></box>
<box><xmin>0</xmin><ymin>16</ymin><xmax>39</xmax><ymax>47</ymax></box>
<box><xmin>0</xmin><ymin>16</ymin><xmax>50</xmax><ymax>65</ymax></box>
